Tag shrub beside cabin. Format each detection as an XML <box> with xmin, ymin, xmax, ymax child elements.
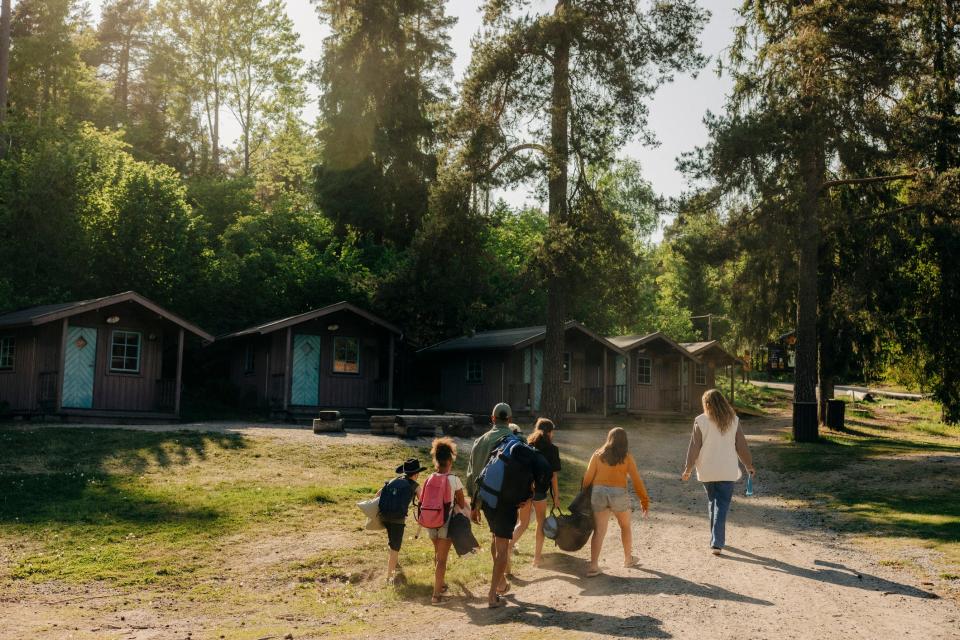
<box><xmin>0</xmin><ymin>292</ymin><xmax>213</xmax><ymax>420</ymax></box>
<box><xmin>219</xmin><ymin>302</ymin><xmax>401</xmax><ymax>420</ymax></box>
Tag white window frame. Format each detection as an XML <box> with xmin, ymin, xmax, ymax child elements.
<box><xmin>694</xmin><ymin>362</ymin><xmax>706</xmax><ymax>385</ymax></box>
<box><xmin>0</xmin><ymin>336</ymin><xmax>15</xmax><ymax>371</ymax></box>
<box><xmin>332</xmin><ymin>336</ymin><xmax>361</xmax><ymax>374</ymax></box>
<box><xmin>110</xmin><ymin>330</ymin><xmax>142</xmax><ymax>374</ymax></box>
<box><xmin>637</xmin><ymin>356</ymin><xmax>652</xmax><ymax>385</ymax></box>
<box><xmin>466</xmin><ymin>357</ymin><xmax>483</xmax><ymax>384</ymax></box>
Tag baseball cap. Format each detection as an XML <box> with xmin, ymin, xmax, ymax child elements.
<box><xmin>492</xmin><ymin>402</ymin><xmax>512</xmax><ymax>421</ymax></box>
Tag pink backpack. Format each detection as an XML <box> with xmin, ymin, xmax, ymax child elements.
<box><xmin>416</xmin><ymin>473</ymin><xmax>452</xmax><ymax>528</ymax></box>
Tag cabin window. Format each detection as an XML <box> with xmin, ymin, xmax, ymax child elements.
<box><xmin>333</xmin><ymin>337</ymin><xmax>360</xmax><ymax>374</ymax></box>
<box><xmin>243</xmin><ymin>344</ymin><xmax>255</xmax><ymax>374</ymax></box>
<box><xmin>637</xmin><ymin>356</ymin><xmax>652</xmax><ymax>385</ymax></box>
<box><xmin>522</xmin><ymin>348</ymin><xmax>531</xmax><ymax>383</ymax></box>
<box><xmin>562</xmin><ymin>352</ymin><xmax>572</xmax><ymax>383</ymax></box>
<box><xmin>466</xmin><ymin>358</ymin><xmax>483</xmax><ymax>384</ymax></box>
<box><xmin>694</xmin><ymin>362</ymin><xmax>706</xmax><ymax>385</ymax></box>
<box><xmin>110</xmin><ymin>331</ymin><xmax>141</xmax><ymax>373</ymax></box>
<box><xmin>0</xmin><ymin>337</ymin><xmax>14</xmax><ymax>370</ymax></box>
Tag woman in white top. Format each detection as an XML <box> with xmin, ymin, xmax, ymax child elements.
<box><xmin>681</xmin><ymin>389</ymin><xmax>755</xmax><ymax>555</ymax></box>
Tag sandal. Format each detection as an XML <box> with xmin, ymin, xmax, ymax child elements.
<box><xmin>431</xmin><ymin>594</ymin><xmax>451</xmax><ymax>605</ymax></box>
<box><xmin>711</xmin><ymin>547</ymin><xmax>722</xmax><ymax>556</ymax></box>
<box><xmin>496</xmin><ymin>582</ymin><xmax>511</xmax><ymax>596</ymax></box>
<box><xmin>586</xmin><ymin>568</ymin><xmax>602</xmax><ymax>578</ymax></box>
<box><xmin>624</xmin><ymin>556</ymin><xmax>640</xmax><ymax>568</ymax></box>
<box><xmin>488</xmin><ymin>595</ymin><xmax>507</xmax><ymax>609</ymax></box>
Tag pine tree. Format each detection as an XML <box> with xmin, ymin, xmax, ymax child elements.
<box><xmin>313</xmin><ymin>0</ymin><xmax>455</xmax><ymax>246</ymax></box>
<box><xmin>458</xmin><ymin>0</ymin><xmax>707</xmax><ymax>421</ymax></box>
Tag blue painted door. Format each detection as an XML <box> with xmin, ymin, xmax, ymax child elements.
<box><xmin>532</xmin><ymin>347</ymin><xmax>543</xmax><ymax>411</ymax></box>
<box><xmin>62</xmin><ymin>326</ymin><xmax>98</xmax><ymax>409</ymax></box>
<box><xmin>291</xmin><ymin>334</ymin><xmax>321</xmax><ymax>406</ymax></box>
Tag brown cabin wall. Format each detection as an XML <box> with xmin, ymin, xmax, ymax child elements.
<box><xmin>627</xmin><ymin>346</ymin><xmax>686</xmax><ymax>413</ymax></box>
<box><xmin>438</xmin><ymin>351</ymin><xmax>508</xmax><ymax>415</ymax></box>
<box><xmin>229</xmin><ymin>310</ymin><xmax>393</xmax><ymax>409</ymax></box>
<box><xmin>68</xmin><ymin>307</ymin><xmax>168</xmax><ymax>412</ymax></box>
<box><xmin>0</xmin><ymin>325</ymin><xmax>43</xmax><ymax>411</ymax></box>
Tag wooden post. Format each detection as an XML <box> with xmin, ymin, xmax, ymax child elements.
<box><xmin>626</xmin><ymin>353</ymin><xmax>632</xmax><ymax>411</ymax></box>
<box><xmin>602</xmin><ymin>348</ymin><xmax>608</xmax><ymax>417</ymax></box>
<box><xmin>283</xmin><ymin>327</ymin><xmax>292</xmax><ymax>411</ymax></box>
<box><xmin>264</xmin><ymin>346</ymin><xmax>270</xmax><ymax>401</ymax></box>
<box><xmin>174</xmin><ymin>328</ymin><xmax>184</xmax><ymax>417</ymax></box>
<box><xmin>55</xmin><ymin>318</ymin><xmax>68</xmax><ymax>412</ymax></box>
<box><xmin>387</xmin><ymin>333</ymin><xmax>395</xmax><ymax>408</ymax></box>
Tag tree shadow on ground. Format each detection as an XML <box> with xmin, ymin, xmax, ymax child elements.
<box><xmin>0</xmin><ymin>426</ymin><xmax>246</xmax><ymax>525</ymax></box>
<box><xmin>509</xmin><ymin>552</ymin><xmax>772</xmax><ymax>606</ymax></box>
<box><xmin>719</xmin><ymin>547</ymin><xmax>939</xmax><ymax>599</ymax></box>
<box><xmin>447</xmin><ymin>579</ymin><xmax>671</xmax><ymax>639</ymax></box>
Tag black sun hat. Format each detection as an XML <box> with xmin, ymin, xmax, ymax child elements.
<box><xmin>396</xmin><ymin>457</ymin><xmax>428</xmax><ymax>475</ymax></box>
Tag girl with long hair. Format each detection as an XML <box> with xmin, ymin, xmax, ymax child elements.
<box><xmin>582</xmin><ymin>427</ymin><xmax>650</xmax><ymax>577</ymax></box>
<box><xmin>510</xmin><ymin>418</ymin><xmax>561</xmax><ymax>568</ymax></box>
<box><xmin>420</xmin><ymin>437</ymin><xmax>467</xmax><ymax>604</ymax></box>
<box><xmin>682</xmin><ymin>388</ymin><xmax>756</xmax><ymax>555</ymax></box>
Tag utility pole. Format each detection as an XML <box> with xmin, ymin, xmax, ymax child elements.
<box><xmin>690</xmin><ymin>313</ymin><xmax>723</xmax><ymax>341</ymax></box>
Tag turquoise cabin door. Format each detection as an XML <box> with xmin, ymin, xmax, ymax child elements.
<box><xmin>291</xmin><ymin>334</ymin><xmax>321</xmax><ymax>406</ymax></box>
<box><xmin>614</xmin><ymin>354</ymin><xmax>627</xmax><ymax>408</ymax></box>
<box><xmin>532</xmin><ymin>347</ymin><xmax>543</xmax><ymax>411</ymax></box>
<box><xmin>62</xmin><ymin>326</ymin><xmax>98</xmax><ymax>409</ymax></box>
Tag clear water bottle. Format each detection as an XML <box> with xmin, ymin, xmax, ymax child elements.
<box><xmin>745</xmin><ymin>473</ymin><xmax>754</xmax><ymax>497</ymax></box>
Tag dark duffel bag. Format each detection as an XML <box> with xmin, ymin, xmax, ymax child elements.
<box><xmin>448</xmin><ymin>512</ymin><xmax>480</xmax><ymax>556</ymax></box>
<box><xmin>554</xmin><ymin>510</ymin><xmax>594</xmax><ymax>552</ymax></box>
<box><xmin>569</xmin><ymin>484</ymin><xmax>594</xmax><ymax>517</ymax></box>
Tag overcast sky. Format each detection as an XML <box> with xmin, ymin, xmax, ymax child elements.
<box><xmin>87</xmin><ymin>0</ymin><xmax>741</xmax><ymax>206</ymax></box>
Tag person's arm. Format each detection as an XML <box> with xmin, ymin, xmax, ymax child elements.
<box><xmin>454</xmin><ymin>488</ymin><xmax>466</xmax><ymax>510</ymax></box>
<box><xmin>551</xmin><ymin>471</ymin><xmax>560</xmax><ymax>508</ymax></box>
<box><xmin>626</xmin><ymin>455</ymin><xmax>650</xmax><ymax>514</ymax></box>
<box><xmin>582</xmin><ymin>452</ymin><xmax>599</xmax><ymax>488</ymax></box>
<box><xmin>465</xmin><ymin>437</ymin><xmax>482</xmax><ymax>495</ymax></box>
<box><xmin>682</xmin><ymin>421</ymin><xmax>702</xmax><ymax>480</ymax></box>
<box><xmin>735</xmin><ymin>421</ymin><xmax>755</xmax><ymax>474</ymax></box>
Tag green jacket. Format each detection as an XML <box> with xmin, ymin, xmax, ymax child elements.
<box><xmin>466</xmin><ymin>424</ymin><xmax>515</xmax><ymax>496</ymax></box>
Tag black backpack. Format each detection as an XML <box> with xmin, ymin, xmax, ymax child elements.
<box><xmin>379</xmin><ymin>477</ymin><xmax>415</xmax><ymax>519</ymax></box>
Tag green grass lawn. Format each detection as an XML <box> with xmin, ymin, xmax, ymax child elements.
<box><xmin>0</xmin><ymin>426</ymin><xmax>587</xmax><ymax>636</ymax></box>
<box><xmin>759</xmin><ymin>397</ymin><xmax>960</xmax><ymax>582</ymax></box>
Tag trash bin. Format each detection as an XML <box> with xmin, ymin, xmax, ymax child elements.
<box><xmin>826</xmin><ymin>399</ymin><xmax>845</xmax><ymax>430</ymax></box>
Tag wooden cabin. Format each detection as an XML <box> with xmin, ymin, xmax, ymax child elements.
<box><xmin>606</xmin><ymin>332</ymin><xmax>703</xmax><ymax>414</ymax></box>
<box><xmin>0</xmin><ymin>292</ymin><xmax>213</xmax><ymax>420</ymax></box>
<box><xmin>681</xmin><ymin>340</ymin><xmax>742</xmax><ymax>405</ymax></box>
<box><xmin>219</xmin><ymin>302</ymin><xmax>401</xmax><ymax>418</ymax></box>
<box><xmin>418</xmin><ymin>322</ymin><xmax>626</xmax><ymax>417</ymax></box>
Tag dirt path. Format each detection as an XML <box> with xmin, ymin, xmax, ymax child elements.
<box><xmin>359</xmin><ymin>417</ymin><xmax>959</xmax><ymax>640</ymax></box>
<box><xmin>5</xmin><ymin>418</ymin><xmax>958</xmax><ymax>639</ymax></box>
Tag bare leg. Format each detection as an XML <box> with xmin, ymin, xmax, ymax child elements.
<box><xmin>433</xmin><ymin>539</ymin><xmax>452</xmax><ymax>599</ymax></box>
<box><xmin>489</xmin><ymin>536</ymin><xmax>511</xmax><ymax>605</ymax></box>
<box><xmin>613</xmin><ymin>510</ymin><xmax>634</xmax><ymax>565</ymax></box>
<box><xmin>387</xmin><ymin>548</ymin><xmax>399</xmax><ymax>580</ymax></box>
<box><xmin>589</xmin><ymin>510</ymin><xmax>610</xmax><ymax>573</ymax></box>
<box><xmin>532</xmin><ymin>500</ymin><xmax>548</xmax><ymax>565</ymax></box>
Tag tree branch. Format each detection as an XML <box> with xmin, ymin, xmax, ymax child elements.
<box><xmin>819</xmin><ymin>172</ymin><xmax>917</xmax><ymax>192</ymax></box>
<box><xmin>486</xmin><ymin>142</ymin><xmax>549</xmax><ymax>176</ymax></box>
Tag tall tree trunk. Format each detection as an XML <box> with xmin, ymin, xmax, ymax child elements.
<box><xmin>540</xmin><ymin>0</ymin><xmax>571</xmax><ymax>424</ymax></box>
<box><xmin>793</xmin><ymin>140</ymin><xmax>824</xmax><ymax>442</ymax></box>
<box><xmin>212</xmin><ymin>83</ymin><xmax>220</xmax><ymax>172</ymax></box>
<box><xmin>0</xmin><ymin>0</ymin><xmax>10</xmax><ymax>124</ymax></box>
<box><xmin>817</xmin><ymin>233</ymin><xmax>836</xmax><ymax>425</ymax></box>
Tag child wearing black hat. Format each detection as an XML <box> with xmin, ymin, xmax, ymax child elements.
<box><xmin>377</xmin><ymin>457</ymin><xmax>427</xmax><ymax>585</ymax></box>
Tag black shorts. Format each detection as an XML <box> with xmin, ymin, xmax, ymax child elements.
<box><xmin>384</xmin><ymin>521</ymin><xmax>405</xmax><ymax>551</ymax></box>
<box><xmin>482</xmin><ymin>502</ymin><xmax>519</xmax><ymax>540</ymax></box>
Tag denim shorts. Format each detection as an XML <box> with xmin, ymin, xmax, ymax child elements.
<box><xmin>591</xmin><ymin>485</ymin><xmax>630</xmax><ymax>512</ymax></box>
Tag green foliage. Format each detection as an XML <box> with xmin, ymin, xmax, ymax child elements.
<box><xmin>314</xmin><ymin>0</ymin><xmax>454</xmax><ymax>246</ymax></box>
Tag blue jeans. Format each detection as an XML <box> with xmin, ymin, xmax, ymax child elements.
<box><xmin>703</xmin><ymin>481</ymin><xmax>735</xmax><ymax>548</ymax></box>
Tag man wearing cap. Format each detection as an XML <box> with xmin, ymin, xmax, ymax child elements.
<box><xmin>466</xmin><ymin>402</ymin><xmax>521</xmax><ymax>607</ymax></box>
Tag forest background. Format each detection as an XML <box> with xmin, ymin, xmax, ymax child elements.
<box><xmin>0</xmin><ymin>0</ymin><xmax>957</xmax><ymax>423</ymax></box>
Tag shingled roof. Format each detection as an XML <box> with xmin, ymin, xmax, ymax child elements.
<box><xmin>219</xmin><ymin>301</ymin><xmax>401</xmax><ymax>340</ymax></box>
<box><xmin>680</xmin><ymin>340</ymin><xmax>741</xmax><ymax>366</ymax></box>
<box><xmin>420</xmin><ymin>321</ymin><xmax>625</xmax><ymax>355</ymax></box>
<box><xmin>607</xmin><ymin>331</ymin><xmax>699</xmax><ymax>361</ymax></box>
<box><xmin>0</xmin><ymin>291</ymin><xmax>213</xmax><ymax>341</ymax></box>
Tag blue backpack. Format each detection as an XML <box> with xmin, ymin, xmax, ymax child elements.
<box><xmin>477</xmin><ymin>435</ymin><xmax>551</xmax><ymax>509</ymax></box>
<box><xmin>379</xmin><ymin>477</ymin><xmax>416</xmax><ymax>520</ymax></box>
